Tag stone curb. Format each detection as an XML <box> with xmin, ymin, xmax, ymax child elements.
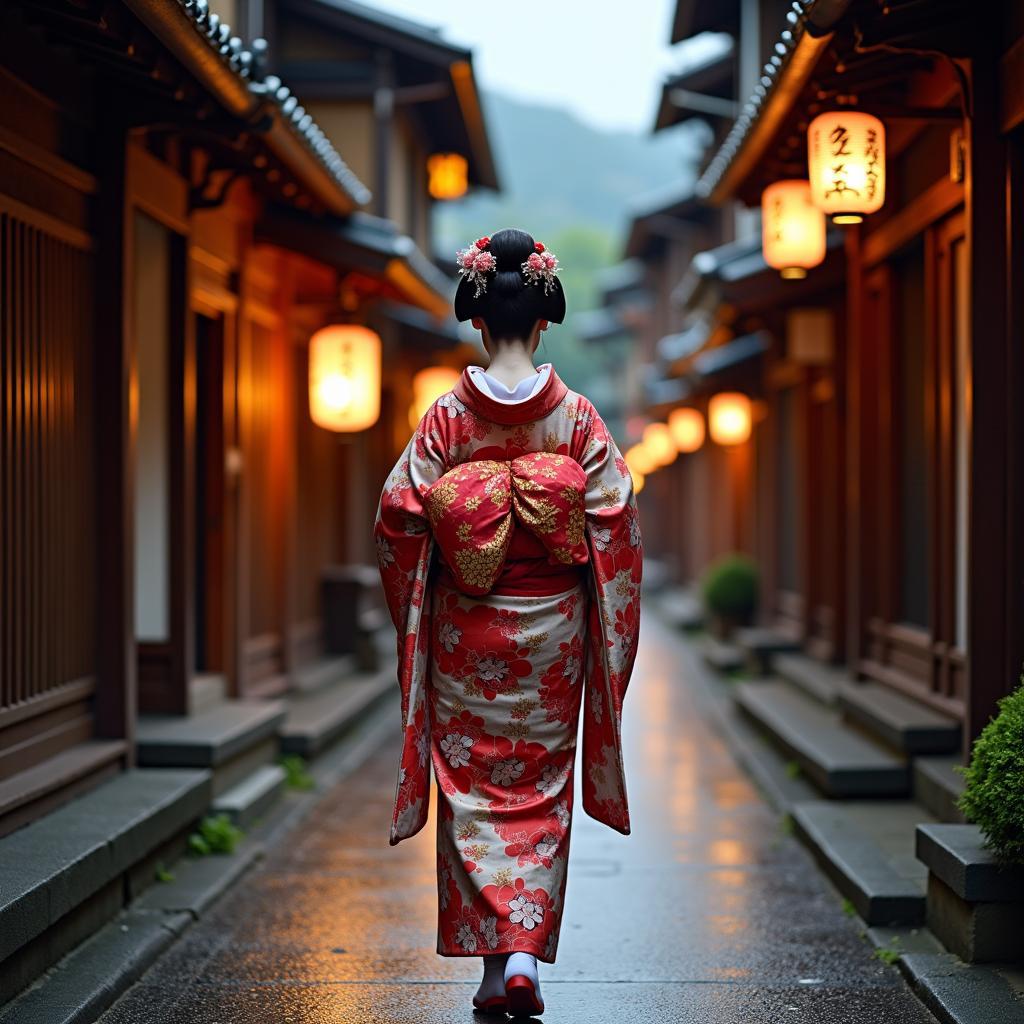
<box><xmin>651</xmin><ymin>597</ymin><xmax>1021</xmax><ymax>1024</ymax></box>
<box><xmin>0</xmin><ymin>687</ymin><xmax>399</xmax><ymax>1024</ymax></box>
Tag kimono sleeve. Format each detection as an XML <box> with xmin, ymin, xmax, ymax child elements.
<box><xmin>580</xmin><ymin>406</ymin><xmax>643</xmax><ymax>698</ymax></box>
<box><xmin>576</xmin><ymin>401</ymin><xmax>642</xmax><ymax>835</ymax></box>
<box><xmin>373</xmin><ymin>411</ymin><xmax>448</xmax><ymax>655</ymax></box>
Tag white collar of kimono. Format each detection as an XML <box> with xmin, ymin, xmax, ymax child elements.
<box><xmin>466</xmin><ymin>363</ymin><xmax>553</xmax><ymax>405</ymax></box>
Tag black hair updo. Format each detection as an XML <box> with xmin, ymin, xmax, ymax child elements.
<box><xmin>453</xmin><ymin>227</ymin><xmax>566</xmax><ymax>339</ymax></box>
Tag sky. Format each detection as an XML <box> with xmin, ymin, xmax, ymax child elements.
<box><xmin>363</xmin><ymin>0</ymin><xmax>722</xmax><ymax>134</ymax></box>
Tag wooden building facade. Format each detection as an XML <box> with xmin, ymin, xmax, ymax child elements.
<box><xmin>0</xmin><ymin>2</ymin><xmax>495</xmax><ymax>997</ymax></box>
<box><xmin>633</xmin><ymin>0</ymin><xmax>1024</xmax><ymax>760</ymax></box>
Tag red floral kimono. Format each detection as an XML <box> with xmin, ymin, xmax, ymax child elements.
<box><xmin>374</xmin><ymin>366</ymin><xmax>642</xmax><ymax>963</ymax></box>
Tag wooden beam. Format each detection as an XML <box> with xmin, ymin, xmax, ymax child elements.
<box><xmin>92</xmin><ymin>92</ymin><xmax>136</xmax><ymax>749</ymax></box>
<box><xmin>861</xmin><ymin>176</ymin><xmax>963</xmax><ymax>266</ymax></box>
<box><xmin>964</xmin><ymin>47</ymin><xmax>1009</xmax><ymax>747</ymax></box>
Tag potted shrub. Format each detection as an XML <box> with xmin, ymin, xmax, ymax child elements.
<box><xmin>915</xmin><ymin>676</ymin><xmax>1024</xmax><ymax>962</ymax></box>
<box><xmin>958</xmin><ymin>677</ymin><xmax>1024</xmax><ymax>865</ymax></box>
<box><xmin>700</xmin><ymin>554</ymin><xmax>758</xmax><ymax>639</ymax></box>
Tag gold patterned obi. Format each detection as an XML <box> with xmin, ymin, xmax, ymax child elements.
<box><xmin>424</xmin><ymin>452</ymin><xmax>589</xmax><ymax>596</ymax></box>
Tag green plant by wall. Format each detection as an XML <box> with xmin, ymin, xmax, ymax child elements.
<box><xmin>188</xmin><ymin>813</ymin><xmax>244</xmax><ymax>857</ymax></box>
<box><xmin>701</xmin><ymin>554</ymin><xmax>758</xmax><ymax>625</ymax></box>
<box><xmin>958</xmin><ymin>674</ymin><xmax>1024</xmax><ymax>864</ymax></box>
<box><xmin>280</xmin><ymin>754</ymin><xmax>315</xmax><ymax>791</ymax></box>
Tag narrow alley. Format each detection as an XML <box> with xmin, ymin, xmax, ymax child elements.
<box><xmin>97</xmin><ymin>608</ymin><xmax>936</xmax><ymax>1024</ymax></box>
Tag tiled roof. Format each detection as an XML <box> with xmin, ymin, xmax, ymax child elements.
<box><xmin>175</xmin><ymin>0</ymin><xmax>371</xmax><ymax>207</ymax></box>
<box><xmin>695</xmin><ymin>0</ymin><xmax>851</xmax><ymax>202</ymax></box>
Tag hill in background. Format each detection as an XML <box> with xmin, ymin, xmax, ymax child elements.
<box><xmin>434</xmin><ymin>92</ymin><xmax>705</xmax><ymax>404</ymax></box>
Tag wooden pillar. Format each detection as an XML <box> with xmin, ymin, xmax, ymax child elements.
<box><xmin>843</xmin><ymin>226</ymin><xmax>865</xmax><ymax>672</ymax></box>
<box><xmin>92</xmin><ymin>100</ymin><xmax>135</xmax><ymax>748</ymax></box>
<box><xmin>965</xmin><ymin>46</ymin><xmax>1010</xmax><ymax>744</ymax></box>
<box><xmin>1006</xmin><ymin>129</ymin><xmax>1024</xmax><ymax>696</ymax></box>
<box><xmin>373</xmin><ymin>48</ymin><xmax>394</xmax><ymax>220</ymax></box>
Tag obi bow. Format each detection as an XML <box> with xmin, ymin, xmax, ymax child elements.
<box><xmin>423</xmin><ymin>451</ymin><xmax>589</xmax><ymax>595</ymax></box>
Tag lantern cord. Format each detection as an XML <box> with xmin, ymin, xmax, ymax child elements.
<box><xmin>850</xmin><ymin>23</ymin><xmax>971</xmax><ymax>124</ymax></box>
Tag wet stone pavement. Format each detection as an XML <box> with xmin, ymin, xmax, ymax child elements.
<box><xmin>99</xmin><ymin>608</ymin><xmax>937</xmax><ymax>1024</ymax></box>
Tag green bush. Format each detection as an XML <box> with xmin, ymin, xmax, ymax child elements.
<box><xmin>701</xmin><ymin>554</ymin><xmax>758</xmax><ymax>625</ymax></box>
<box><xmin>280</xmin><ymin>754</ymin><xmax>315</xmax><ymax>790</ymax></box>
<box><xmin>958</xmin><ymin>675</ymin><xmax>1024</xmax><ymax>865</ymax></box>
<box><xmin>188</xmin><ymin>813</ymin><xmax>244</xmax><ymax>857</ymax></box>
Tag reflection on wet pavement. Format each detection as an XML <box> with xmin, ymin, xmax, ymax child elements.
<box><xmin>99</xmin><ymin>608</ymin><xmax>936</xmax><ymax>1023</ymax></box>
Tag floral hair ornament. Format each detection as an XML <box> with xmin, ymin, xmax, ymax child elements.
<box><xmin>455</xmin><ymin>235</ymin><xmax>496</xmax><ymax>298</ymax></box>
<box><xmin>521</xmin><ymin>241</ymin><xmax>561</xmax><ymax>295</ymax></box>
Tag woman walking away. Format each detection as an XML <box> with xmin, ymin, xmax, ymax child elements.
<box><xmin>374</xmin><ymin>228</ymin><xmax>643</xmax><ymax>1017</ymax></box>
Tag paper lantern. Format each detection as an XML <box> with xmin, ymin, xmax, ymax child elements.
<box><xmin>409</xmin><ymin>366</ymin><xmax>461</xmax><ymax>428</ymax></box>
<box><xmin>427</xmin><ymin>153</ymin><xmax>469</xmax><ymax>200</ymax></box>
<box><xmin>709</xmin><ymin>392</ymin><xmax>752</xmax><ymax>446</ymax></box>
<box><xmin>642</xmin><ymin>422</ymin><xmax>676</xmax><ymax>467</ymax></box>
<box><xmin>668</xmin><ymin>407</ymin><xmax>705</xmax><ymax>453</ymax></box>
<box><xmin>632</xmin><ymin>469</ymin><xmax>645</xmax><ymax>495</ymax></box>
<box><xmin>308</xmin><ymin>325</ymin><xmax>381</xmax><ymax>432</ymax></box>
<box><xmin>625</xmin><ymin>443</ymin><xmax>656</xmax><ymax>477</ymax></box>
<box><xmin>761</xmin><ymin>180</ymin><xmax>826</xmax><ymax>279</ymax></box>
<box><xmin>807</xmin><ymin>111</ymin><xmax>885</xmax><ymax>223</ymax></box>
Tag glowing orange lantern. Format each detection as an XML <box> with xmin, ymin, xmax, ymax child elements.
<box><xmin>807</xmin><ymin>111</ymin><xmax>885</xmax><ymax>223</ymax></box>
<box><xmin>761</xmin><ymin>180</ymin><xmax>826</xmax><ymax>279</ymax></box>
<box><xmin>632</xmin><ymin>469</ymin><xmax>646</xmax><ymax>494</ymax></box>
<box><xmin>427</xmin><ymin>153</ymin><xmax>469</xmax><ymax>200</ymax></box>
<box><xmin>308</xmin><ymin>324</ymin><xmax>381</xmax><ymax>431</ymax></box>
<box><xmin>642</xmin><ymin>422</ymin><xmax>676</xmax><ymax>467</ymax></box>
<box><xmin>409</xmin><ymin>366</ymin><xmax>461</xmax><ymax>428</ymax></box>
<box><xmin>625</xmin><ymin>443</ymin><xmax>656</xmax><ymax>477</ymax></box>
<box><xmin>709</xmin><ymin>392</ymin><xmax>752</xmax><ymax>446</ymax></box>
<box><xmin>668</xmin><ymin>407</ymin><xmax>705</xmax><ymax>453</ymax></box>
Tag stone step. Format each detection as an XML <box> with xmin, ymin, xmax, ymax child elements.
<box><xmin>280</xmin><ymin>668</ymin><xmax>395</xmax><ymax>760</ymax></box>
<box><xmin>210</xmin><ymin>764</ymin><xmax>287</xmax><ymax>829</ymax></box>
<box><xmin>188</xmin><ymin>673</ymin><xmax>227</xmax><ymax>715</ymax></box>
<box><xmin>792</xmin><ymin>802</ymin><xmax>926</xmax><ymax>925</ymax></box>
<box><xmin>772</xmin><ymin>652</ymin><xmax>847</xmax><ymax>706</ymax></box>
<box><xmin>914</xmin><ymin>756</ymin><xmax>967</xmax><ymax>823</ymax></box>
<box><xmin>659</xmin><ymin>587</ymin><xmax>703</xmax><ymax>631</ymax></box>
<box><xmin>734</xmin><ymin>680</ymin><xmax>910</xmax><ymax>798</ymax></box>
<box><xmin>697</xmin><ymin>634</ymin><xmax>745</xmax><ymax>672</ymax></box>
<box><xmin>735</xmin><ymin>626</ymin><xmax>802</xmax><ymax>674</ymax></box>
<box><xmin>136</xmin><ymin>700</ymin><xmax>287</xmax><ymax>797</ymax></box>
<box><xmin>838</xmin><ymin>681</ymin><xmax>961</xmax><ymax>755</ymax></box>
<box><xmin>290</xmin><ymin>655</ymin><xmax>359</xmax><ymax>695</ymax></box>
<box><xmin>0</xmin><ymin>768</ymin><xmax>210</xmax><ymax>1002</ymax></box>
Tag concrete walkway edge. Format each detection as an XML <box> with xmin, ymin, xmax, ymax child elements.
<box><xmin>651</xmin><ymin>599</ymin><xmax>1024</xmax><ymax>1024</ymax></box>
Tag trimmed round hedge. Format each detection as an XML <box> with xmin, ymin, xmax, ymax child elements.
<box><xmin>959</xmin><ymin>676</ymin><xmax>1024</xmax><ymax>865</ymax></box>
<box><xmin>701</xmin><ymin>554</ymin><xmax>758</xmax><ymax>625</ymax></box>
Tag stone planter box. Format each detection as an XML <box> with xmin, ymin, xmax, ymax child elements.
<box><xmin>916</xmin><ymin>823</ymin><xmax>1024</xmax><ymax>963</ymax></box>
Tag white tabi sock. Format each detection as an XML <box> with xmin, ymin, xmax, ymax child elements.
<box><xmin>504</xmin><ymin>951</ymin><xmax>541</xmax><ymax>991</ymax></box>
<box><xmin>475</xmin><ymin>953</ymin><xmax>510</xmax><ymax>1003</ymax></box>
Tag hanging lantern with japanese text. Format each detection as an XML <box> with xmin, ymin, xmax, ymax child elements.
<box><xmin>761</xmin><ymin>180</ymin><xmax>826</xmax><ymax>279</ymax></box>
<box><xmin>308</xmin><ymin>325</ymin><xmax>381</xmax><ymax>432</ymax></box>
<box><xmin>807</xmin><ymin>111</ymin><xmax>886</xmax><ymax>224</ymax></box>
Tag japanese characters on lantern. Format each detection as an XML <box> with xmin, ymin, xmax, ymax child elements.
<box><xmin>807</xmin><ymin>111</ymin><xmax>886</xmax><ymax>223</ymax></box>
<box><xmin>308</xmin><ymin>325</ymin><xmax>382</xmax><ymax>432</ymax></box>
<box><xmin>761</xmin><ymin>180</ymin><xmax>826</xmax><ymax>279</ymax></box>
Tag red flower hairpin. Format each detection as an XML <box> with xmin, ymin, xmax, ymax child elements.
<box><xmin>456</xmin><ymin>234</ymin><xmax>562</xmax><ymax>298</ymax></box>
<box><xmin>456</xmin><ymin>236</ymin><xmax>497</xmax><ymax>298</ymax></box>
<box><xmin>522</xmin><ymin>242</ymin><xmax>561</xmax><ymax>294</ymax></box>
